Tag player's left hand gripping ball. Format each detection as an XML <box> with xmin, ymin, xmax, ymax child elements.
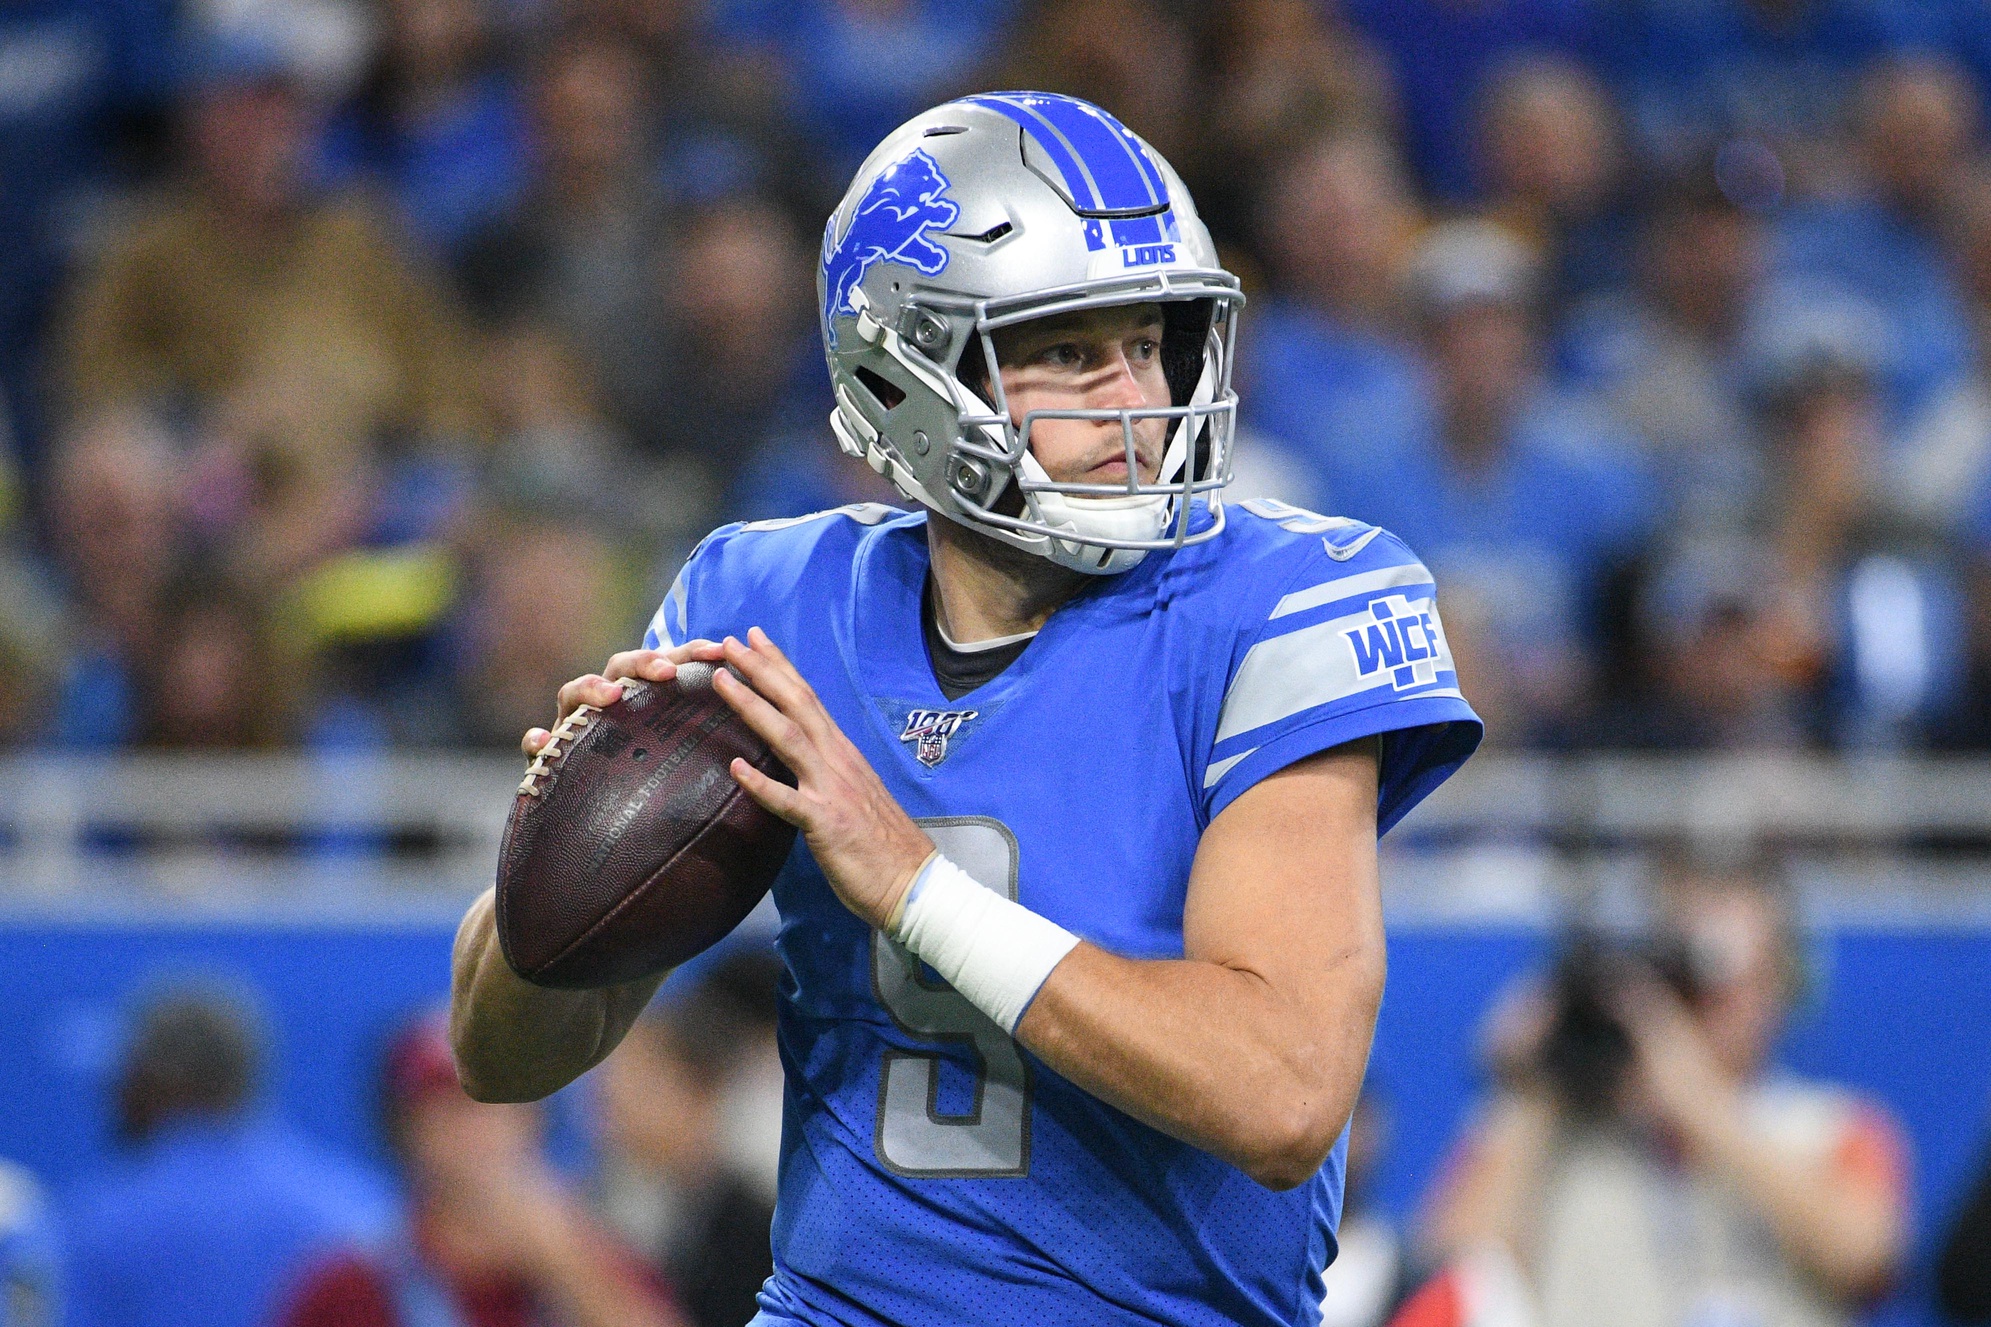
<box><xmin>716</xmin><ymin>628</ymin><xmax>936</xmax><ymax>929</ymax></box>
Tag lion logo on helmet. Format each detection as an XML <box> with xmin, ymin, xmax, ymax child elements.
<box><xmin>822</xmin><ymin>149</ymin><xmax>961</xmax><ymax>349</ymax></box>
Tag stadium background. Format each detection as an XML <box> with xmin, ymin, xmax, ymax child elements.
<box><xmin>5</xmin><ymin>0</ymin><xmax>1991</xmax><ymax>1324</ymax></box>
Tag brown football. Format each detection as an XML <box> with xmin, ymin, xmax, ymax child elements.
<box><xmin>494</xmin><ymin>663</ymin><xmax>797</xmax><ymax>989</ymax></box>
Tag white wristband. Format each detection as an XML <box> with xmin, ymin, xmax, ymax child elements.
<box><xmin>890</xmin><ymin>853</ymin><xmax>1081</xmax><ymax>1034</ymax></box>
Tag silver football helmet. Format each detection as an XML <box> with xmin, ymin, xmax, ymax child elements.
<box><xmin>818</xmin><ymin>92</ymin><xmax>1244</xmax><ymax>574</ymax></box>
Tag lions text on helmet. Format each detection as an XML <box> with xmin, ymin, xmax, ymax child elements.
<box><xmin>817</xmin><ymin>92</ymin><xmax>1244</xmax><ymax>575</ymax></box>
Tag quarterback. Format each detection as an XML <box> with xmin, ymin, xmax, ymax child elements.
<box><xmin>451</xmin><ymin>93</ymin><xmax>1482</xmax><ymax>1326</ymax></box>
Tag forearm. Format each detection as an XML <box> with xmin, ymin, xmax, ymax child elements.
<box><xmin>1688</xmin><ymin>1107</ymin><xmax>1901</xmax><ymax>1298</ymax></box>
<box><xmin>1418</xmin><ymin>1092</ymin><xmax>1558</xmax><ymax>1265</ymax></box>
<box><xmin>449</xmin><ymin>888</ymin><xmax>665</xmax><ymax>1103</ymax></box>
<box><xmin>528</xmin><ymin>1200</ymin><xmax>681</xmax><ymax>1327</ymax></box>
<box><xmin>1015</xmin><ymin>936</ymin><xmax>1384</xmax><ymax>1190</ymax></box>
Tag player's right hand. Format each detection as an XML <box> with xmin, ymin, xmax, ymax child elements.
<box><xmin>521</xmin><ymin>640</ymin><xmax>729</xmax><ymax>758</ymax></box>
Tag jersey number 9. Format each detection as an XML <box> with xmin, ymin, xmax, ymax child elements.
<box><xmin>870</xmin><ymin>817</ymin><xmax>1032</xmax><ymax>1178</ymax></box>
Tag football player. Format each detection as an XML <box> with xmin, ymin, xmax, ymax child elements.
<box><xmin>451</xmin><ymin>92</ymin><xmax>1482</xmax><ymax>1326</ymax></box>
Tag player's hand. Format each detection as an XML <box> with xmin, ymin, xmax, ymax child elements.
<box><xmin>521</xmin><ymin>640</ymin><xmax>729</xmax><ymax>758</ymax></box>
<box><xmin>1611</xmin><ymin>975</ymin><xmax>1738</xmax><ymax>1145</ymax></box>
<box><xmin>713</xmin><ymin>627</ymin><xmax>935</xmax><ymax>931</ymax></box>
<box><xmin>1478</xmin><ymin>975</ymin><xmax>1555</xmax><ymax>1090</ymax></box>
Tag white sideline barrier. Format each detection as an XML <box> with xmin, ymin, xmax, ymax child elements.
<box><xmin>0</xmin><ymin>753</ymin><xmax>521</xmax><ymax>900</ymax></box>
<box><xmin>1400</xmin><ymin>753</ymin><xmax>1991</xmax><ymax>841</ymax></box>
<box><xmin>0</xmin><ymin>753</ymin><xmax>1989</xmax><ymax>920</ymax></box>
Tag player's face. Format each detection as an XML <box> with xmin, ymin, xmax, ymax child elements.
<box><xmin>992</xmin><ymin>303</ymin><xmax>1171</xmax><ymax>486</ymax></box>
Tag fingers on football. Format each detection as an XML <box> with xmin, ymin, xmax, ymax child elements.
<box><xmin>603</xmin><ymin>649</ymin><xmax>675</xmax><ymax>684</ymax></box>
<box><xmin>521</xmin><ymin>727</ymin><xmax>552</xmax><ymax>757</ymax></box>
<box><xmin>555</xmin><ymin>673</ymin><xmax>621</xmax><ymax>722</ymax></box>
<box><xmin>711</xmin><ymin>660</ymin><xmax>816</xmax><ymax>772</ymax></box>
<box><xmin>669</xmin><ymin>639</ymin><xmax>727</xmax><ymax>665</ymax></box>
<box><xmin>729</xmin><ymin>757</ymin><xmax>806</xmax><ymax>826</ymax></box>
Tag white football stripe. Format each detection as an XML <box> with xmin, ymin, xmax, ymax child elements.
<box><xmin>1270</xmin><ymin>562</ymin><xmax>1432</xmax><ymax>620</ymax></box>
<box><xmin>1216</xmin><ymin>597</ymin><xmax>1459</xmax><ymax>744</ymax></box>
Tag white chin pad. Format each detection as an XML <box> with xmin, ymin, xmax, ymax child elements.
<box><xmin>1017</xmin><ymin>451</ymin><xmax>1168</xmax><ymax>575</ymax></box>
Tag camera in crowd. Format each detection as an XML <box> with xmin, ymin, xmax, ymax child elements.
<box><xmin>1539</xmin><ymin>931</ymin><xmax>1707</xmax><ymax>1115</ymax></box>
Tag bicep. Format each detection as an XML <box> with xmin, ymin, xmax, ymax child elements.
<box><xmin>1183</xmin><ymin>738</ymin><xmax>1385</xmax><ymax>999</ymax></box>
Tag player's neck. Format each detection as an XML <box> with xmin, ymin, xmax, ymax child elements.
<box><xmin>925</xmin><ymin>515</ymin><xmax>1088</xmax><ymax>644</ymax></box>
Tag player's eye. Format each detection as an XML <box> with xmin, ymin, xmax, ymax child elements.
<box><xmin>1036</xmin><ymin>343</ymin><xmax>1083</xmax><ymax>369</ymax></box>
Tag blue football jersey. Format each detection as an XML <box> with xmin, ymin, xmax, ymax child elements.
<box><xmin>642</xmin><ymin>498</ymin><xmax>1481</xmax><ymax>1327</ymax></box>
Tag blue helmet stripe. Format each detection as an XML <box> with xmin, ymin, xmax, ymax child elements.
<box><xmin>1096</xmin><ymin>107</ymin><xmax>1168</xmax><ymax>202</ymax></box>
<box><xmin>966</xmin><ymin>94</ymin><xmax>1102</xmax><ymax>209</ymax></box>
<box><xmin>968</xmin><ymin>93</ymin><xmax>1165</xmax><ymax>213</ymax></box>
<box><xmin>1043</xmin><ymin>96</ymin><xmax>1165</xmax><ymax>209</ymax></box>
<box><xmin>1010</xmin><ymin>93</ymin><xmax>1159</xmax><ymax>211</ymax></box>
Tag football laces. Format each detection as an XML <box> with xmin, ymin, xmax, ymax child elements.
<box><xmin>517</xmin><ymin>705</ymin><xmax>599</xmax><ymax>798</ymax></box>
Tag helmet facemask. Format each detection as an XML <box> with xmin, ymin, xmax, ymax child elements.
<box><xmin>927</xmin><ymin>288</ymin><xmax>1241</xmax><ymax>575</ymax></box>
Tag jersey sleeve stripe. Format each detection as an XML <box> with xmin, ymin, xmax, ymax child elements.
<box><xmin>645</xmin><ymin>567</ymin><xmax>689</xmax><ymax>649</ymax></box>
<box><xmin>1202</xmin><ymin>748</ymin><xmax>1256</xmax><ymax>789</ymax></box>
<box><xmin>1216</xmin><ymin>596</ymin><xmax>1461</xmax><ymax>743</ymax></box>
<box><xmin>1270</xmin><ymin>562</ymin><xmax>1433</xmax><ymax>620</ymax></box>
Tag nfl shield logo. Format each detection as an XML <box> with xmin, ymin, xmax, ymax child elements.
<box><xmin>900</xmin><ymin>708</ymin><xmax>977</xmax><ymax>767</ymax></box>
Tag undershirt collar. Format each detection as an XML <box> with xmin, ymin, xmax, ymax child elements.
<box><xmin>922</xmin><ymin>582</ymin><xmax>1038</xmax><ymax>701</ymax></box>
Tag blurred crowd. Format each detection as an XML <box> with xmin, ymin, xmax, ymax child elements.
<box><xmin>23</xmin><ymin>852</ymin><xmax>1991</xmax><ymax>1327</ymax></box>
<box><xmin>20</xmin><ymin>0</ymin><xmax>1991</xmax><ymax>750</ymax></box>
<box><xmin>34</xmin><ymin>953</ymin><xmax>786</xmax><ymax>1327</ymax></box>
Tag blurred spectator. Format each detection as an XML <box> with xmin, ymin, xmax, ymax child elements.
<box><xmin>281</xmin><ymin>1011</ymin><xmax>684</xmax><ymax>1327</ymax></box>
<box><xmin>454</xmin><ymin>506</ymin><xmax>637</xmax><ymax>747</ymax></box>
<box><xmin>1333</xmin><ymin>221</ymin><xmax>1657</xmax><ymax>743</ymax></box>
<box><xmin>992</xmin><ymin>0</ymin><xmax>1195</xmax><ymax>176</ymax></box>
<box><xmin>1603</xmin><ymin>536</ymin><xmax>1815</xmax><ymax>750</ymax></box>
<box><xmin>1320</xmin><ymin>1086</ymin><xmax>1407</xmax><ymax>1327</ymax></box>
<box><xmin>0</xmin><ymin>0</ymin><xmax>177</xmax><ymax>468</ymax></box>
<box><xmin>1749</xmin><ymin>305</ymin><xmax>1969</xmax><ymax>747</ymax></box>
<box><xmin>700</xmin><ymin>187</ymin><xmax>913</xmax><ymax>522</ymax></box>
<box><xmin>1410</xmin><ymin>849</ymin><xmax>1908</xmax><ymax>1327</ymax></box>
<box><xmin>1605</xmin><ymin>0</ymin><xmax>1943</xmax><ymax>191</ymax></box>
<box><xmin>1558</xmin><ymin>161</ymin><xmax>1771</xmax><ymax>534</ymax></box>
<box><xmin>45</xmin><ymin>409</ymin><xmax>180</xmax><ymax>747</ymax></box>
<box><xmin>45</xmin><ymin>29</ymin><xmax>486</xmax><ymax>743</ymax></box>
<box><xmin>1189</xmin><ymin>0</ymin><xmax>1395</xmax><ymax>246</ymax></box>
<box><xmin>1908</xmin><ymin>171</ymin><xmax>1991</xmax><ymax>751</ymax></box>
<box><xmin>595</xmin><ymin>952</ymin><xmax>783</xmax><ymax>1327</ymax></box>
<box><xmin>457</xmin><ymin>30</ymin><xmax>676</xmax><ymax>459</ymax></box>
<box><xmin>1772</xmin><ymin>55</ymin><xmax>1980</xmax><ymax>419</ymax></box>
<box><xmin>563</xmin><ymin>0</ymin><xmax>803</xmax><ymax>214</ymax></box>
<box><xmin>1938</xmin><ymin>1110</ymin><xmax>1991</xmax><ymax>1322</ymax></box>
<box><xmin>146</xmin><ymin>568</ymin><xmax>281</xmax><ymax>746</ymax></box>
<box><xmin>477</xmin><ymin>321</ymin><xmax>688</xmax><ymax>538</ymax></box>
<box><xmin>1894</xmin><ymin>168</ymin><xmax>1991</xmax><ymax>534</ymax></box>
<box><xmin>648</xmin><ymin>198</ymin><xmax>822</xmax><ymax>477</ymax></box>
<box><xmin>0</xmin><ymin>1158</ymin><xmax>57</xmax><ymax>1327</ymax></box>
<box><xmin>1339</xmin><ymin>0</ymin><xmax>1601</xmax><ymax>202</ymax></box>
<box><xmin>1474</xmin><ymin>56</ymin><xmax>1630</xmax><ymax>309</ymax></box>
<box><xmin>62</xmin><ymin>986</ymin><xmax>393</xmax><ymax>1327</ymax></box>
<box><xmin>57</xmin><ymin>26</ymin><xmax>485</xmax><ymax>445</ymax></box>
<box><xmin>1242</xmin><ymin>130</ymin><xmax>1425</xmax><ymax>513</ymax></box>
<box><xmin>726</xmin><ymin>421</ymin><xmax>904</xmax><ymax>523</ymax></box>
<box><xmin>739</xmin><ymin>0</ymin><xmax>1013</xmax><ymax>183</ymax></box>
<box><xmin>319</xmin><ymin>0</ymin><xmax>531</xmax><ymax>257</ymax></box>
